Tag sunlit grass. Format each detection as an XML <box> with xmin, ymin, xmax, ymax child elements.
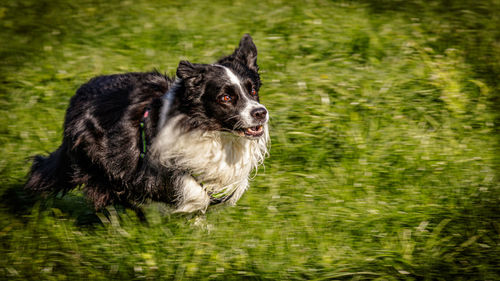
<box><xmin>1</xmin><ymin>0</ymin><xmax>499</xmax><ymax>279</ymax></box>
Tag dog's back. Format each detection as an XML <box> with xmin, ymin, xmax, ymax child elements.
<box><xmin>26</xmin><ymin>72</ymin><xmax>174</xmax><ymax>207</ymax></box>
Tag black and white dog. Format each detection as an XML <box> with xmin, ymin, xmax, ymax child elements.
<box><xmin>25</xmin><ymin>34</ymin><xmax>269</xmax><ymax>213</ymax></box>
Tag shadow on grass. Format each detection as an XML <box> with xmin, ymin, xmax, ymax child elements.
<box><xmin>1</xmin><ymin>184</ymin><xmax>101</xmax><ymax>226</ymax></box>
<box><xmin>0</xmin><ymin>183</ymin><xmax>173</xmax><ymax>227</ymax></box>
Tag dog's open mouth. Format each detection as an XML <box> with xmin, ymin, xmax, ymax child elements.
<box><xmin>237</xmin><ymin>125</ymin><xmax>264</xmax><ymax>137</ymax></box>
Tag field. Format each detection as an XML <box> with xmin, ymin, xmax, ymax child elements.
<box><xmin>1</xmin><ymin>0</ymin><xmax>499</xmax><ymax>279</ymax></box>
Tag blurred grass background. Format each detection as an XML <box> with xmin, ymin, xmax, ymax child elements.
<box><xmin>1</xmin><ymin>0</ymin><xmax>499</xmax><ymax>279</ymax></box>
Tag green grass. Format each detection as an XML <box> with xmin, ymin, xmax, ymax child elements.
<box><xmin>1</xmin><ymin>0</ymin><xmax>499</xmax><ymax>279</ymax></box>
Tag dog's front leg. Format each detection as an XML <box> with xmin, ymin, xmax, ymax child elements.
<box><xmin>174</xmin><ymin>175</ymin><xmax>211</xmax><ymax>213</ymax></box>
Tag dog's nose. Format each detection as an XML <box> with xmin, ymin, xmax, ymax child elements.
<box><xmin>251</xmin><ymin>107</ymin><xmax>267</xmax><ymax>122</ymax></box>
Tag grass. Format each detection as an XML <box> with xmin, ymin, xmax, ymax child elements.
<box><xmin>1</xmin><ymin>0</ymin><xmax>499</xmax><ymax>279</ymax></box>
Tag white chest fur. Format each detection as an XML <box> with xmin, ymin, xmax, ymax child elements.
<box><xmin>151</xmin><ymin>115</ymin><xmax>269</xmax><ymax>211</ymax></box>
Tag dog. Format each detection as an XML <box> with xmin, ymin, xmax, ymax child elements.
<box><xmin>25</xmin><ymin>34</ymin><xmax>269</xmax><ymax>214</ymax></box>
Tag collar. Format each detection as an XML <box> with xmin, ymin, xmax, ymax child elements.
<box><xmin>192</xmin><ymin>174</ymin><xmax>238</xmax><ymax>205</ymax></box>
<box><xmin>139</xmin><ymin>78</ymin><xmax>181</xmax><ymax>160</ymax></box>
<box><xmin>139</xmin><ymin>108</ymin><xmax>150</xmax><ymax>159</ymax></box>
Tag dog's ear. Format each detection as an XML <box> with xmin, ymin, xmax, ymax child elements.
<box><xmin>176</xmin><ymin>61</ymin><xmax>206</xmax><ymax>87</ymax></box>
<box><xmin>230</xmin><ymin>34</ymin><xmax>258</xmax><ymax>72</ymax></box>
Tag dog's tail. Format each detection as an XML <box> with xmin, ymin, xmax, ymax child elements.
<box><xmin>25</xmin><ymin>143</ymin><xmax>71</xmax><ymax>195</ymax></box>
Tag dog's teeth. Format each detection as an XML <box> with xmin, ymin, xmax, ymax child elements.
<box><xmin>241</xmin><ymin>125</ymin><xmax>264</xmax><ymax>136</ymax></box>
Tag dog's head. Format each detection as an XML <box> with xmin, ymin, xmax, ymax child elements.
<box><xmin>175</xmin><ymin>34</ymin><xmax>268</xmax><ymax>138</ymax></box>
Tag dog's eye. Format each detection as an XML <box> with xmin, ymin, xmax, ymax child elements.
<box><xmin>251</xmin><ymin>88</ymin><xmax>257</xmax><ymax>96</ymax></box>
<box><xmin>220</xmin><ymin>95</ymin><xmax>232</xmax><ymax>102</ymax></box>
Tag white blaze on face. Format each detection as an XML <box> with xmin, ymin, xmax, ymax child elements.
<box><xmin>216</xmin><ymin>65</ymin><xmax>268</xmax><ymax>126</ymax></box>
<box><xmin>221</xmin><ymin>66</ymin><xmax>245</xmax><ymax>95</ymax></box>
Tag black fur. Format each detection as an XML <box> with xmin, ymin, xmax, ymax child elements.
<box><xmin>24</xmin><ymin>34</ymin><xmax>264</xmax><ymax>211</ymax></box>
